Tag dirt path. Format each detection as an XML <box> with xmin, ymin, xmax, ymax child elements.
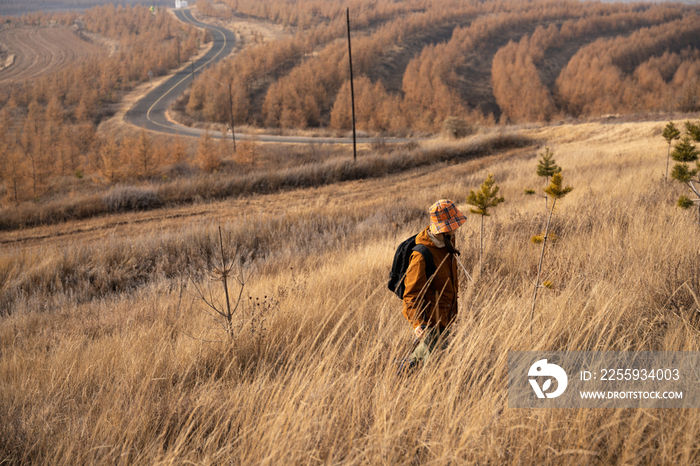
<box><xmin>0</xmin><ymin>27</ymin><xmax>105</xmax><ymax>84</ymax></box>
<box><xmin>0</xmin><ymin>147</ymin><xmax>526</xmax><ymax>251</ymax></box>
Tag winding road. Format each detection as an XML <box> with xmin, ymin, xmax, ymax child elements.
<box><xmin>126</xmin><ymin>8</ymin><xmax>413</xmax><ymax>145</ymax></box>
<box><xmin>125</xmin><ymin>8</ymin><xmax>236</xmax><ymax>138</ymax></box>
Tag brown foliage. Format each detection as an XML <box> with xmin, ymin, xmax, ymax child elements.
<box><xmin>98</xmin><ymin>135</ymin><xmax>121</xmax><ymax>183</ymax></box>
<box><xmin>492</xmin><ymin>31</ymin><xmax>557</xmax><ymax>123</ymax></box>
<box><xmin>330</xmin><ymin>76</ymin><xmax>401</xmax><ymax>132</ymax></box>
<box><xmin>170</xmin><ymin>135</ymin><xmax>190</xmax><ymax>166</ymax></box>
<box><xmin>4</xmin><ymin>0</ymin><xmax>700</xmax><ymax>209</ymax></box>
<box><xmin>0</xmin><ymin>4</ymin><xmax>203</xmax><ymax>204</ymax></box>
<box><xmin>555</xmin><ymin>14</ymin><xmax>700</xmax><ymax>117</ymax></box>
<box><xmin>196</xmin><ymin>130</ymin><xmax>222</xmax><ymax>173</ymax></box>
<box><xmin>235</xmin><ymin>134</ymin><xmax>261</xmax><ymax>166</ymax></box>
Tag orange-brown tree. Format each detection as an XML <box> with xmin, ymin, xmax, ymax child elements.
<box><xmin>196</xmin><ymin>130</ymin><xmax>221</xmax><ymax>173</ymax></box>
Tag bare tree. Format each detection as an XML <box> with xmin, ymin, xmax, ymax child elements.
<box><xmin>190</xmin><ymin>226</ymin><xmax>251</xmax><ymax>339</ymax></box>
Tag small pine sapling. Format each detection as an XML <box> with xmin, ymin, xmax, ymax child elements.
<box><xmin>530</xmin><ymin>171</ymin><xmax>573</xmax><ymax>332</ymax></box>
<box><xmin>525</xmin><ymin>147</ymin><xmax>561</xmax><ymax>209</ymax></box>
<box><xmin>466</xmin><ymin>173</ymin><xmax>505</xmax><ymax>274</ymax></box>
<box><xmin>670</xmin><ymin>124</ymin><xmax>700</xmax><ymax>223</ymax></box>
<box><xmin>662</xmin><ymin>121</ymin><xmax>681</xmax><ymax>182</ymax></box>
<box><xmin>687</xmin><ymin>120</ymin><xmax>700</xmax><ymax>141</ymax></box>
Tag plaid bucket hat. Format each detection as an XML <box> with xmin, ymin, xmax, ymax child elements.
<box><xmin>429</xmin><ymin>199</ymin><xmax>467</xmax><ymax>235</ymax></box>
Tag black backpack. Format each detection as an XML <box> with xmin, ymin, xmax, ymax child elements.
<box><xmin>388</xmin><ymin>234</ymin><xmax>436</xmax><ymax>299</ymax></box>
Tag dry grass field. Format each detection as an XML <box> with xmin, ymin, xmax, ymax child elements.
<box><xmin>0</xmin><ymin>26</ymin><xmax>105</xmax><ymax>84</ymax></box>
<box><xmin>2</xmin><ymin>119</ymin><xmax>700</xmax><ymax>464</ymax></box>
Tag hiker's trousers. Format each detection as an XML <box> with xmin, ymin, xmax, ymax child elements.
<box><xmin>409</xmin><ymin>326</ymin><xmax>449</xmax><ymax>366</ymax></box>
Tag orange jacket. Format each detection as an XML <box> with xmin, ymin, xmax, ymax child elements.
<box><xmin>402</xmin><ymin>227</ymin><xmax>459</xmax><ymax>330</ymax></box>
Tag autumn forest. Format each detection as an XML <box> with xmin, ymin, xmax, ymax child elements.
<box><xmin>1</xmin><ymin>0</ymin><xmax>700</xmax><ymax>207</ymax></box>
<box><xmin>184</xmin><ymin>0</ymin><xmax>700</xmax><ymax>131</ymax></box>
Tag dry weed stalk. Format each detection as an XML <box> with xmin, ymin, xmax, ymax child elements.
<box><xmin>190</xmin><ymin>226</ymin><xmax>251</xmax><ymax>339</ymax></box>
<box><xmin>530</xmin><ymin>171</ymin><xmax>573</xmax><ymax>332</ymax></box>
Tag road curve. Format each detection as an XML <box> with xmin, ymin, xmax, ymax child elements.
<box><xmin>126</xmin><ymin>9</ymin><xmax>415</xmax><ymax>145</ymax></box>
<box><xmin>126</xmin><ymin>8</ymin><xmax>235</xmax><ymax>136</ymax></box>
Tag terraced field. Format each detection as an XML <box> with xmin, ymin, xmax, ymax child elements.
<box><xmin>0</xmin><ymin>26</ymin><xmax>105</xmax><ymax>84</ymax></box>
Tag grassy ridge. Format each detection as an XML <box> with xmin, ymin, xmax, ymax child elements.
<box><xmin>0</xmin><ymin>200</ymin><xmax>425</xmax><ymax>316</ymax></box>
<box><xmin>0</xmin><ymin>130</ymin><xmax>532</xmax><ymax>232</ymax></box>
<box><xmin>2</xmin><ymin>121</ymin><xmax>700</xmax><ymax>464</ymax></box>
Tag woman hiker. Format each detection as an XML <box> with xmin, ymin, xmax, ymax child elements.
<box><xmin>402</xmin><ymin>199</ymin><xmax>466</xmax><ymax>367</ymax></box>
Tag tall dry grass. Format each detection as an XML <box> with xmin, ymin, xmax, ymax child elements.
<box><xmin>2</xmin><ymin>120</ymin><xmax>700</xmax><ymax>464</ymax></box>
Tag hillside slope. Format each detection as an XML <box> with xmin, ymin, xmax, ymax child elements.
<box><xmin>2</xmin><ymin>118</ymin><xmax>699</xmax><ymax>463</ymax></box>
<box><xmin>0</xmin><ymin>26</ymin><xmax>105</xmax><ymax>84</ymax></box>
<box><xmin>182</xmin><ymin>0</ymin><xmax>700</xmax><ymax>132</ymax></box>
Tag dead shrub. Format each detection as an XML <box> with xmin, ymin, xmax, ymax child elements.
<box><xmin>442</xmin><ymin>117</ymin><xmax>474</xmax><ymax>139</ymax></box>
<box><xmin>103</xmin><ymin>185</ymin><xmax>160</xmax><ymax>212</ymax></box>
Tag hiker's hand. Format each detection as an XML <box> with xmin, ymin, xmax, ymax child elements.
<box><xmin>414</xmin><ymin>325</ymin><xmax>426</xmax><ymax>339</ymax></box>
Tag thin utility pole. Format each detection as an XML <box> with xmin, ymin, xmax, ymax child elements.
<box><xmin>346</xmin><ymin>7</ymin><xmax>357</xmax><ymax>162</ymax></box>
<box><xmin>191</xmin><ymin>59</ymin><xmax>195</xmax><ymax>82</ymax></box>
<box><xmin>228</xmin><ymin>82</ymin><xmax>237</xmax><ymax>153</ymax></box>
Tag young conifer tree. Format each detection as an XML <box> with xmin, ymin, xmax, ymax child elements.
<box><xmin>466</xmin><ymin>173</ymin><xmax>505</xmax><ymax>274</ymax></box>
<box><xmin>687</xmin><ymin>120</ymin><xmax>700</xmax><ymax>141</ymax></box>
<box><xmin>525</xmin><ymin>147</ymin><xmax>561</xmax><ymax>209</ymax></box>
<box><xmin>530</xmin><ymin>171</ymin><xmax>573</xmax><ymax>332</ymax></box>
<box><xmin>663</xmin><ymin>121</ymin><xmax>681</xmax><ymax>182</ymax></box>
<box><xmin>670</xmin><ymin>124</ymin><xmax>700</xmax><ymax>223</ymax></box>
